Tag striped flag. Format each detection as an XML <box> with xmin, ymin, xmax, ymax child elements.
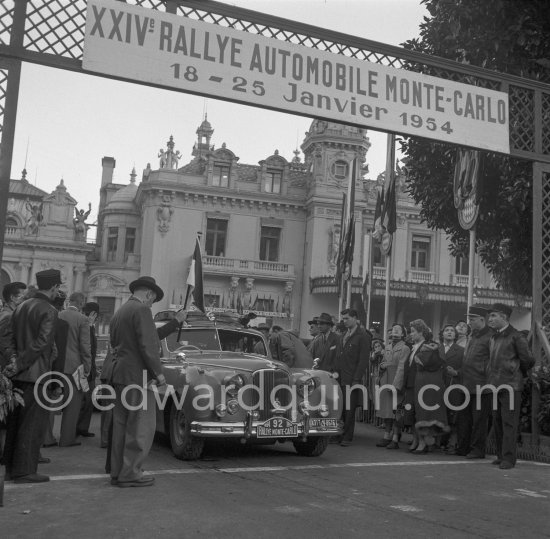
<box><xmin>186</xmin><ymin>237</ymin><xmax>205</xmax><ymax>312</ymax></box>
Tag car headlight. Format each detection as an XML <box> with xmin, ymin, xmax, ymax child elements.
<box><xmin>216</xmin><ymin>404</ymin><xmax>227</xmax><ymax>417</ymax></box>
<box><xmin>227</xmin><ymin>399</ymin><xmax>240</xmax><ymax>415</ymax></box>
<box><xmin>319</xmin><ymin>405</ymin><xmax>329</xmax><ymax>417</ymax></box>
<box><xmin>297</xmin><ymin>376</ymin><xmax>318</xmax><ymax>398</ymax></box>
<box><xmin>224</xmin><ymin>374</ymin><xmax>247</xmax><ymax>398</ymax></box>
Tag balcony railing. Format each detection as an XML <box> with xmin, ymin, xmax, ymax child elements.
<box><xmin>5</xmin><ymin>225</ymin><xmax>24</xmax><ymax>239</ymax></box>
<box><xmin>203</xmin><ymin>255</ymin><xmax>295</xmax><ymax>279</ymax></box>
<box><xmin>372</xmin><ymin>266</ymin><xmax>386</xmax><ymax>279</ymax></box>
<box><xmin>450</xmin><ymin>274</ymin><xmax>479</xmax><ymax>286</ymax></box>
<box><xmin>407</xmin><ymin>270</ymin><xmax>434</xmax><ymax>283</ymax></box>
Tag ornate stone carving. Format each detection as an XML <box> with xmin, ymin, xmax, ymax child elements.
<box><xmin>73</xmin><ymin>203</ymin><xmax>91</xmax><ymax>241</ymax></box>
<box><xmin>157</xmin><ymin>191</ymin><xmax>175</xmax><ymax>235</ymax></box>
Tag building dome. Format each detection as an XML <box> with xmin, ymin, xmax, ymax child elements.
<box><xmin>106</xmin><ymin>170</ymin><xmax>138</xmax><ymax>211</ymax></box>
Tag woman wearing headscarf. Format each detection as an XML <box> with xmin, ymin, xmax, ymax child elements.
<box><xmin>409</xmin><ymin>319</ymin><xmax>449</xmax><ymax>453</ymax></box>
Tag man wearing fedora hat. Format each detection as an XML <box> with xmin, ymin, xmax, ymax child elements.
<box><xmin>486</xmin><ymin>303</ymin><xmax>534</xmax><ymax>469</ymax></box>
<box><xmin>312</xmin><ymin>313</ymin><xmax>339</xmax><ymax>373</ymax></box>
<box><xmin>3</xmin><ymin>269</ymin><xmax>61</xmax><ymax>483</ymax></box>
<box><xmin>109</xmin><ymin>276</ymin><xmax>168</xmax><ymax>487</ymax></box>
<box><xmin>456</xmin><ymin>305</ymin><xmax>493</xmax><ymax>458</ymax></box>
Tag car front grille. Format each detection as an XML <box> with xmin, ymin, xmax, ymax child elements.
<box><xmin>245</xmin><ymin>369</ymin><xmax>292</xmax><ymax>421</ymax></box>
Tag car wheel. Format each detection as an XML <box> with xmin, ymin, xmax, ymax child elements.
<box><xmin>293</xmin><ymin>436</ymin><xmax>329</xmax><ymax>457</ymax></box>
<box><xmin>169</xmin><ymin>403</ymin><xmax>204</xmax><ymax>460</ymax></box>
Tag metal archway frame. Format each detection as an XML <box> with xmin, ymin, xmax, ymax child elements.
<box><xmin>0</xmin><ymin>0</ymin><xmax>548</xmax><ymax>349</ymax></box>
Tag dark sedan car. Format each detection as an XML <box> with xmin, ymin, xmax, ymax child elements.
<box><xmin>152</xmin><ymin>310</ymin><xmax>343</xmax><ymax>460</ymax></box>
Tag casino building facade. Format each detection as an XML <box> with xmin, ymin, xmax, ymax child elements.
<box><xmin>1</xmin><ymin>118</ymin><xmax>529</xmax><ymax>337</ymax></box>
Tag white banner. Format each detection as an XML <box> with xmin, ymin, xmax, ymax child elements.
<box><xmin>83</xmin><ymin>0</ymin><xmax>510</xmax><ymax>153</ymax></box>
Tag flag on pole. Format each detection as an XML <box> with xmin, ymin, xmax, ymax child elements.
<box><xmin>185</xmin><ymin>237</ymin><xmax>205</xmax><ymax>312</ymax></box>
<box><xmin>372</xmin><ymin>186</ymin><xmax>385</xmax><ymax>242</ymax></box>
<box><xmin>382</xmin><ymin>137</ymin><xmax>397</xmax><ymax>235</ymax></box>
<box><xmin>335</xmin><ymin>193</ymin><xmax>347</xmax><ymax>289</ymax></box>
<box><xmin>341</xmin><ymin>158</ymin><xmax>357</xmax><ymax>280</ymax></box>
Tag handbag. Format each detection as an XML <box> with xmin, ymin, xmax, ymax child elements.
<box><xmin>394</xmin><ymin>401</ymin><xmax>406</xmax><ymax>429</ymax></box>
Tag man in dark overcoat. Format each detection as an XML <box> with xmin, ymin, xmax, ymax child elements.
<box><xmin>312</xmin><ymin>312</ymin><xmax>340</xmax><ymax>373</ymax></box>
<box><xmin>109</xmin><ymin>276</ymin><xmax>166</xmax><ymax>487</ymax></box>
<box><xmin>3</xmin><ymin>269</ymin><xmax>61</xmax><ymax>483</ymax></box>
<box><xmin>487</xmin><ymin>303</ymin><xmax>534</xmax><ymax>470</ymax></box>
<box><xmin>456</xmin><ymin>305</ymin><xmax>493</xmax><ymax>458</ymax></box>
<box><xmin>336</xmin><ymin>308</ymin><xmax>371</xmax><ymax>446</ymax></box>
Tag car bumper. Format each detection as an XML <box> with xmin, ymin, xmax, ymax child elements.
<box><xmin>190</xmin><ymin>413</ymin><xmax>343</xmax><ymax>439</ymax></box>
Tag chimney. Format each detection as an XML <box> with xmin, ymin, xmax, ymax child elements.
<box><xmin>101</xmin><ymin>156</ymin><xmax>116</xmax><ymax>186</ymax></box>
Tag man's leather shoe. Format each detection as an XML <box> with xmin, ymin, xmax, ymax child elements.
<box><xmin>386</xmin><ymin>441</ymin><xmax>399</xmax><ymax>450</ymax></box>
<box><xmin>14</xmin><ymin>473</ymin><xmax>50</xmax><ymax>483</ymax></box>
<box><xmin>376</xmin><ymin>439</ymin><xmax>391</xmax><ymax>447</ymax></box>
<box><xmin>499</xmin><ymin>461</ymin><xmax>514</xmax><ymax>470</ymax></box>
<box><xmin>340</xmin><ymin>440</ymin><xmax>352</xmax><ymax>447</ymax></box>
<box><xmin>492</xmin><ymin>458</ymin><xmax>502</xmax><ymax>465</ymax></box>
<box><xmin>42</xmin><ymin>442</ymin><xmax>58</xmax><ymax>448</ymax></box>
<box><xmin>465</xmin><ymin>452</ymin><xmax>485</xmax><ymax>459</ymax></box>
<box><xmin>117</xmin><ymin>476</ymin><xmax>155</xmax><ymax>488</ymax></box>
<box><xmin>59</xmin><ymin>441</ymin><xmax>81</xmax><ymax>447</ymax></box>
<box><xmin>38</xmin><ymin>456</ymin><xmax>51</xmax><ymax>464</ymax></box>
<box><xmin>110</xmin><ymin>477</ymin><xmax>118</xmax><ymax>486</ymax></box>
<box><xmin>77</xmin><ymin>431</ymin><xmax>95</xmax><ymax>438</ymax></box>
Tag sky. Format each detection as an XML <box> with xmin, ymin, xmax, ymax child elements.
<box><xmin>10</xmin><ymin>0</ymin><xmax>428</xmax><ymax>226</ymax></box>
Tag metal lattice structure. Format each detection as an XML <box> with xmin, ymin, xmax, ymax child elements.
<box><xmin>0</xmin><ymin>0</ymin><xmax>549</xmax><ymax>338</ymax></box>
<box><xmin>541</xmin><ymin>171</ymin><xmax>550</xmax><ymax>330</ymax></box>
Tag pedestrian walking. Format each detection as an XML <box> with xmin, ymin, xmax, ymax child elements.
<box><xmin>487</xmin><ymin>303</ymin><xmax>534</xmax><ymax>469</ymax></box>
<box><xmin>2</xmin><ymin>269</ymin><xmax>61</xmax><ymax>483</ymax></box>
<box><xmin>57</xmin><ymin>292</ymin><xmax>91</xmax><ymax>447</ymax></box>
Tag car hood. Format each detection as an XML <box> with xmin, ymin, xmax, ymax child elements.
<box><xmin>164</xmin><ymin>351</ymin><xmax>291</xmax><ymax>373</ymax></box>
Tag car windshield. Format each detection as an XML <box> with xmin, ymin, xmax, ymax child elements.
<box><xmin>218</xmin><ymin>329</ymin><xmax>266</xmax><ymax>355</ymax></box>
<box><xmin>165</xmin><ymin>328</ymin><xmax>220</xmax><ymax>351</ymax></box>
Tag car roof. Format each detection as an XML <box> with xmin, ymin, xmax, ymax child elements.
<box><xmin>154</xmin><ymin>309</ymin><xmax>263</xmax><ymax>335</ymax></box>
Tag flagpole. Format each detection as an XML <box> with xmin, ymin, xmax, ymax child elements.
<box><xmin>365</xmin><ymin>233</ymin><xmax>374</xmax><ymax>329</ymax></box>
<box><xmin>467</xmin><ymin>226</ymin><xmax>476</xmax><ymax>311</ymax></box>
<box><xmin>383</xmin><ymin>134</ymin><xmax>395</xmax><ymax>340</ymax></box>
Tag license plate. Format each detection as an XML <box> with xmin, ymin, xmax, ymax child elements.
<box><xmin>310</xmin><ymin>418</ymin><xmax>339</xmax><ymax>429</ymax></box>
<box><xmin>257</xmin><ymin>417</ymin><xmax>298</xmax><ymax>438</ymax></box>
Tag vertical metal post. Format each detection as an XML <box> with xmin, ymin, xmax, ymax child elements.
<box><xmin>531</xmin><ymin>161</ymin><xmax>544</xmax><ymax>446</ymax></box>
<box><xmin>0</xmin><ymin>0</ymin><xmax>27</xmax><ymax>269</ymax></box>
<box><xmin>383</xmin><ymin>252</ymin><xmax>391</xmax><ymax>340</ymax></box>
<box><xmin>467</xmin><ymin>227</ymin><xmax>476</xmax><ymax>311</ymax></box>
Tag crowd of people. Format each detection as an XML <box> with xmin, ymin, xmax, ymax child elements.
<box><xmin>270</xmin><ymin>303</ymin><xmax>534</xmax><ymax>469</ymax></box>
<box><xmin>0</xmin><ymin>269</ymin><xmax>536</xmax><ymax>489</ymax></box>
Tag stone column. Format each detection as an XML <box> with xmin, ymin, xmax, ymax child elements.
<box><xmin>74</xmin><ymin>265</ymin><xmax>86</xmax><ymax>292</ymax></box>
<box><xmin>17</xmin><ymin>261</ymin><xmax>31</xmax><ymax>283</ymax></box>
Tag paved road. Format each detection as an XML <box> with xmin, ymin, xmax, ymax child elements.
<box><xmin>2</xmin><ymin>414</ymin><xmax>549</xmax><ymax>538</ymax></box>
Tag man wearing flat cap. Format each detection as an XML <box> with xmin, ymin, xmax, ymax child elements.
<box><xmin>487</xmin><ymin>303</ymin><xmax>534</xmax><ymax>470</ymax></box>
<box><xmin>3</xmin><ymin>269</ymin><xmax>61</xmax><ymax>483</ymax></box>
<box><xmin>109</xmin><ymin>276</ymin><xmax>175</xmax><ymax>487</ymax></box>
<box><xmin>455</xmin><ymin>305</ymin><xmax>493</xmax><ymax>458</ymax></box>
